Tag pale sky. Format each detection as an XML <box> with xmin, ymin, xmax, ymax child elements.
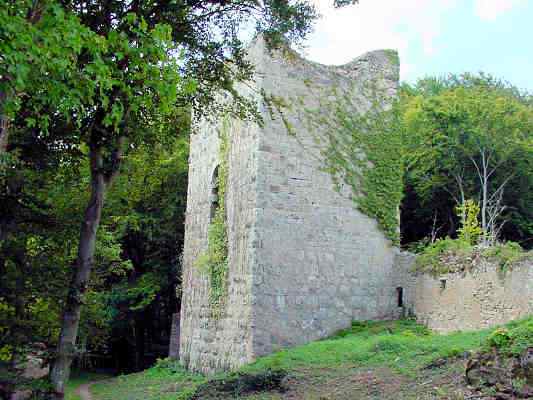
<box><xmin>300</xmin><ymin>0</ymin><xmax>533</xmax><ymax>90</ymax></box>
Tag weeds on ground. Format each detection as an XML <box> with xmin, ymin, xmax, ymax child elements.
<box><xmin>88</xmin><ymin>318</ymin><xmax>533</xmax><ymax>399</ymax></box>
<box><xmin>483</xmin><ymin>317</ymin><xmax>533</xmax><ymax>356</ymax></box>
<box><xmin>90</xmin><ymin>359</ymin><xmax>205</xmax><ymax>400</ymax></box>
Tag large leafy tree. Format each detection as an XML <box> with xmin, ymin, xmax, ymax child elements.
<box><xmin>1</xmin><ymin>0</ymin><xmax>360</xmax><ymax>396</ymax></box>
<box><xmin>401</xmin><ymin>75</ymin><xmax>533</xmax><ymax>247</ymax></box>
<box><xmin>0</xmin><ymin>0</ymin><xmax>95</xmax><ymax>155</ymax></box>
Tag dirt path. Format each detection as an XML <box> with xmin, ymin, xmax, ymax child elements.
<box><xmin>75</xmin><ymin>383</ymin><xmax>93</xmax><ymax>400</ymax></box>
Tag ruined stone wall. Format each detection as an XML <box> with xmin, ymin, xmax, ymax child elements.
<box><xmin>247</xmin><ymin>39</ymin><xmax>406</xmax><ymax>357</ymax></box>
<box><xmin>411</xmin><ymin>260</ymin><xmax>533</xmax><ymax>333</ymax></box>
<box><xmin>179</xmin><ymin>101</ymin><xmax>262</xmax><ymax>372</ymax></box>
<box><xmin>179</xmin><ymin>37</ymin><xmax>410</xmax><ymax>373</ymax></box>
<box><xmin>168</xmin><ymin>313</ymin><xmax>180</xmax><ymax>359</ymax></box>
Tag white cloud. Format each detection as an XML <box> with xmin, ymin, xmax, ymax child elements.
<box><xmin>474</xmin><ymin>0</ymin><xmax>526</xmax><ymax>21</ymax></box>
<box><xmin>302</xmin><ymin>0</ymin><xmax>459</xmax><ymax>80</ymax></box>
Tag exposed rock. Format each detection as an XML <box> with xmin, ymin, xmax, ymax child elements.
<box><xmin>20</xmin><ymin>356</ymin><xmax>49</xmax><ymax>380</ymax></box>
<box><xmin>520</xmin><ymin>347</ymin><xmax>533</xmax><ymax>383</ymax></box>
<box><xmin>13</xmin><ymin>345</ymin><xmax>49</xmax><ymax>380</ymax></box>
<box><xmin>465</xmin><ymin>348</ymin><xmax>533</xmax><ymax>398</ymax></box>
<box><xmin>9</xmin><ymin>390</ymin><xmax>32</xmax><ymax>400</ymax></box>
<box><xmin>190</xmin><ymin>369</ymin><xmax>287</xmax><ymax>399</ymax></box>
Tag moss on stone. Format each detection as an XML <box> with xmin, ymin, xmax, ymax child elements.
<box><xmin>383</xmin><ymin>49</ymin><xmax>399</xmax><ymax>67</ymax></box>
<box><xmin>196</xmin><ymin>118</ymin><xmax>230</xmax><ymax>317</ymax></box>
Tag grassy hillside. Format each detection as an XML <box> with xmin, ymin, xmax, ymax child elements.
<box><xmin>88</xmin><ymin>318</ymin><xmax>532</xmax><ymax>399</ymax></box>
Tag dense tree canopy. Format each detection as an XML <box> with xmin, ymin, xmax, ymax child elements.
<box><xmin>400</xmin><ymin>74</ymin><xmax>533</xmax><ymax>248</ymax></box>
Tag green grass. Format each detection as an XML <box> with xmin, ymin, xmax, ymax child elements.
<box><xmin>89</xmin><ymin>317</ymin><xmax>533</xmax><ymax>400</ymax></box>
<box><xmin>90</xmin><ymin>361</ymin><xmax>205</xmax><ymax>400</ymax></box>
<box><xmin>65</xmin><ymin>371</ymin><xmax>111</xmax><ymax>400</ymax></box>
<box><xmin>241</xmin><ymin>319</ymin><xmax>489</xmax><ymax>377</ymax></box>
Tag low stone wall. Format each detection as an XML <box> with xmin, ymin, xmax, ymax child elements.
<box><xmin>411</xmin><ymin>260</ymin><xmax>533</xmax><ymax>333</ymax></box>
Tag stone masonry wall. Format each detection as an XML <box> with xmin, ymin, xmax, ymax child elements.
<box><xmin>168</xmin><ymin>313</ymin><xmax>180</xmax><ymax>359</ymax></box>
<box><xmin>178</xmin><ymin>37</ymin><xmax>532</xmax><ymax>374</ymax></box>
<box><xmin>247</xmin><ymin>39</ymin><xmax>407</xmax><ymax>357</ymax></box>
<box><xmin>179</xmin><ymin>95</ymin><xmax>262</xmax><ymax>372</ymax></box>
<box><xmin>179</xmin><ymin>36</ymin><xmax>410</xmax><ymax>373</ymax></box>
<box><xmin>411</xmin><ymin>260</ymin><xmax>533</xmax><ymax>333</ymax></box>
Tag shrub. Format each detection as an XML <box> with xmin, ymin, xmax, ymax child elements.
<box><xmin>482</xmin><ymin>241</ymin><xmax>529</xmax><ymax>270</ymax></box>
<box><xmin>413</xmin><ymin>237</ymin><xmax>473</xmax><ymax>274</ymax></box>
<box><xmin>484</xmin><ymin>318</ymin><xmax>533</xmax><ymax>356</ymax></box>
<box><xmin>456</xmin><ymin>200</ymin><xmax>483</xmax><ymax>245</ymax></box>
<box><xmin>486</xmin><ymin>328</ymin><xmax>512</xmax><ymax>349</ymax></box>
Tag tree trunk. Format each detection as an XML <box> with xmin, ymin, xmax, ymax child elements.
<box><xmin>481</xmin><ymin>150</ymin><xmax>489</xmax><ymax>245</ymax></box>
<box><xmin>0</xmin><ymin>90</ymin><xmax>10</xmax><ymax>154</ymax></box>
<box><xmin>50</xmin><ymin>145</ymin><xmax>107</xmax><ymax>397</ymax></box>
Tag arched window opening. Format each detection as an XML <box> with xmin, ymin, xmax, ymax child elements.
<box><xmin>210</xmin><ymin>165</ymin><xmax>220</xmax><ymax>221</ymax></box>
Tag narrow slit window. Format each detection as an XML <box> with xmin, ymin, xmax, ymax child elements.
<box><xmin>396</xmin><ymin>287</ymin><xmax>404</xmax><ymax>308</ymax></box>
<box><xmin>210</xmin><ymin>166</ymin><xmax>220</xmax><ymax>221</ymax></box>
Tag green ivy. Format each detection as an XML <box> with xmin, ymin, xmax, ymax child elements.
<box><xmin>482</xmin><ymin>241</ymin><xmax>530</xmax><ymax>271</ymax></box>
<box><xmin>261</xmin><ymin>89</ymin><xmax>296</xmax><ymax>136</ymax></box>
<box><xmin>308</xmin><ymin>88</ymin><xmax>404</xmax><ymax>244</ymax></box>
<box><xmin>413</xmin><ymin>237</ymin><xmax>474</xmax><ymax>275</ymax></box>
<box><xmin>196</xmin><ymin>119</ymin><xmax>230</xmax><ymax>317</ymax></box>
<box><xmin>383</xmin><ymin>49</ymin><xmax>400</xmax><ymax>68</ymax></box>
<box><xmin>413</xmin><ymin>238</ymin><xmax>531</xmax><ymax>275</ymax></box>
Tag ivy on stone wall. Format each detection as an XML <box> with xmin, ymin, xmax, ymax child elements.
<box><xmin>261</xmin><ymin>89</ymin><xmax>296</xmax><ymax>136</ymax></box>
<box><xmin>383</xmin><ymin>49</ymin><xmax>400</xmax><ymax>68</ymax></box>
<box><xmin>309</xmin><ymin>88</ymin><xmax>404</xmax><ymax>244</ymax></box>
<box><xmin>196</xmin><ymin>119</ymin><xmax>230</xmax><ymax>317</ymax></box>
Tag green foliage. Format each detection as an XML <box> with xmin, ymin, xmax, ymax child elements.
<box><xmin>152</xmin><ymin>357</ymin><xmax>185</xmax><ymax>373</ymax></box>
<box><xmin>196</xmin><ymin>123</ymin><xmax>230</xmax><ymax>316</ymax></box>
<box><xmin>244</xmin><ymin>319</ymin><xmax>487</xmax><ymax>376</ymax></box>
<box><xmin>0</xmin><ymin>0</ymin><xmax>360</xmax><ymax>388</ymax></box>
<box><xmin>309</xmin><ymin>89</ymin><xmax>404</xmax><ymax>244</ymax></box>
<box><xmin>64</xmin><ymin>372</ymin><xmax>112</xmax><ymax>400</ymax></box>
<box><xmin>0</xmin><ymin>116</ymin><xmax>191</xmax><ymax>368</ymax></box>
<box><xmin>482</xmin><ymin>241</ymin><xmax>530</xmax><ymax>270</ymax></box>
<box><xmin>456</xmin><ymin>200</ymin><xmax>483</xmax><ymax>245</ymax></box>
<box><xmin>414</xmin><ymin>237</ymin><xmax>473</xmax><ymax>274</ymax></box>
<box><xmin>401</xmin><ymin>73</ymin><xmax>533</xmax><ymax>247</ymax></box>
<box><xmin>413</xmin><ymin>235</ymin><xmax>531</xmax><ymax>274</ymax></box>
<box><xmin>484</xmin><ymin>317</ymin><xmax>533</xmax><ymax>356</ymax></box>
<box><xmin>91</xmin><ymin>359</ymin><xmax>205</xmax><ymax>400</ymax></box>
<box><xmin>27</xmin><ymin>298</ymin><xmax>62</xmax><ymax>341</ymax></box>
<box><xmin>332</xmin><ymin>319</ymin><xmax>431</xmax><ymax>339</ymax></box>
<box><xmin>486</xmin><ymin>328</ymin><xmax>511</xmax><ymax>349</ymax></box>
<box><xmin>383</xmin><ymin>49</ymin><xmax>400</xmax><ymax>67</ymax></box>
<box><xmin>89</xmin><ymin>318</ymin><xmax>533</xmax><ymax>399</ymax></box>
<box><xmin>0</xmin><ymin>1</ymin><xmax>96</xmax><ymax>128</ymax></box>
<box><xmin>0</xmin><ymin>345</ymin><xmax>12</xmax><ymax>362</ymax></box>
<box><xmin>262</xmin><ymin>90</ymin><xmax>295</xmax><ymax>135</ymax></box>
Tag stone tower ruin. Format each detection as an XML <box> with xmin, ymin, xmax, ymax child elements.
<box><xmin>179</xmin><ymin>37</ymin><xmax>413</xmax><ymax>373</ymax></box>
